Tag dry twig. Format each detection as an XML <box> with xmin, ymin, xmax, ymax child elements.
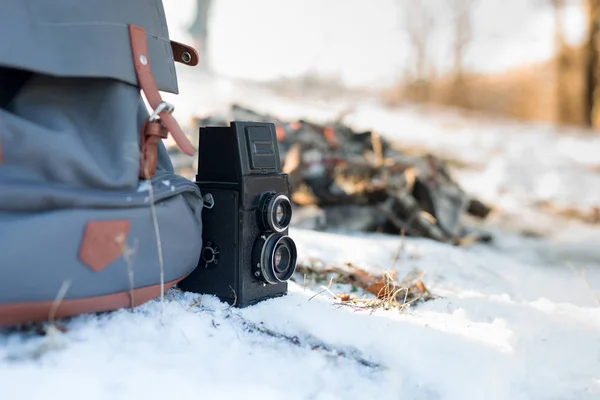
<box><xmin>234</xmin><ymin>314</ymin><xmax>381</xmax><ymax>370</ymax></box>
<box><xmin>140</xmin><ymin>153</ymin><xmax>166</xmax><ymax>317</ymax></box>
<box><xmin>294</xmin><ymin>258</ymin><xmax>435</xmax><ymax>312</ymax></box>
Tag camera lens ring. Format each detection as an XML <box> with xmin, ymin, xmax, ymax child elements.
<box><xmin>272</xmin><ymin>237</ymin><xmax>296</xmax><ymax>281</ymax></box>
<box><xmin>274</xmin><ymin>245</ymin><xmax>290</xmax><ymax>273</ymax></box>
<box><xmin>259</xmin><ymin>192</ymin><xmax>293</xmax><ymax>233</ymax></box>
<box><xmin>253</xmin><ymin>233</ymin><xmax>298</xmax><ymax>284</ymax></box>
<box><xmin>269</xmin><ymin>194</ymin><xmax>292</xmax><ymax>232</ymax></box>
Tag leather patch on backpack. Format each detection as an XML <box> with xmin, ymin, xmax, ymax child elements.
<box><xmin>79</xmin><ymin>220</ymin><xmax>131</xmax><ymax>272</ymax></box>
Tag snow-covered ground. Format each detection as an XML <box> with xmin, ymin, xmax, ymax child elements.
<box><xmin>2</xmin><ymin>67</ymin><xmax>599</xmax><ymax>399</ymax></box>
<box><xmin>2</xmin><ymin>228</ymin><xmax>599</xmax><ymax>400</ymax></box>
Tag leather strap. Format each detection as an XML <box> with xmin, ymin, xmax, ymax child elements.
<box><xmin>139</xmin><ymin>120</ymin><xmax>169</xmax><ymax>179</ymax></box>
<box><xmin>170</xmin><ymin>40</ymin><xmax>199</xmax><ymax>66</ymax></box>
<box><xmin>128</xmin><ymin>24</ymin><xmax>195</xmax><ymax>156</ymax></box>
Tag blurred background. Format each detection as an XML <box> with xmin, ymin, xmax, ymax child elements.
<box><xmin>159</xmin><ymin>0</ymin><xmax>600</xmax><ymax>247</ymax></box>
<box><xmin>162</xmin><ymin>0</ymin><xmax>600</xmax><ymax>127</ymax></box>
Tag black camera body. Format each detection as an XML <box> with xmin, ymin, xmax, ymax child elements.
<box><xmin>178</xmin><ymin>121</ymin><xmax>297</xmax><ymax>307</ymax></box>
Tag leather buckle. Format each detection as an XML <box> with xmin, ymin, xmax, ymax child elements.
<box><xmin>139</xmin><ymin>120</ymin><xmax>169</xmax><ymax>179</ymax></box>
<box><xmin>149</xmin><ymin>101</ymin><xmax>174</xmax><ymax>122</ymax></box>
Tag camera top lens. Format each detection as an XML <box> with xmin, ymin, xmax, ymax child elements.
<box><xmin>258</xmin><ymin>192</ymin><xmax>293</xmax><ymax>233</ymax></box>
<box><xmin>276</xmin><ymin>203</ymin><xmax>285</xmax><ymax>225</ymax></box>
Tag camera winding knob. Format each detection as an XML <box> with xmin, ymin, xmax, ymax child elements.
<box><xmin>201</xmin><ymin>240</ymin><xmax>221</xmax><ymax>269</ymax></box>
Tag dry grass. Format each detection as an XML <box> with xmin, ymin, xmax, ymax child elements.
<box><xmin>140</xmin><ymin>151</ymin><xmax>167</xmax><ymax>317</ymax></box>
<box><xmin>331</xmin><ymin>271</ymin><xmax>429</xmax><ymax>313</ymax></box>
<box><xmin>534</xmin><ymin>200</ymin><xmax>600</xmax><ymax>225</ymax></box>
<box><xmin>382</xmin><ymin>44</ymin><xmax>589</xmax><ymax>127</ymax></box>
<box><xmin>293</xmin><ymin>257</ymin><xmax>435</xmax><ymax>312</ymax></box>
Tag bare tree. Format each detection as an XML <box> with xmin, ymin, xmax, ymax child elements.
<box><xmin>187</xmin><ymin>0</ymin><xmax>214</xmax><ymax>71</ymax></box>
<box><xmin>452</xmin><ymin>0</ymin><xmax>473</xmax><ymax>81</ymax></box>
<box><xmin>448</xmin><ymin>0</ymin><xmax>475</xmax><ymax>107</ymax></box>
<box><xmin>399</xmin><ymin>0</ymin><xmax>434</xmax><ymax>101</ymax></box>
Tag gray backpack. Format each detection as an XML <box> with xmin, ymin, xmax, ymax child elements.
<box><xmin>0</xmin><ymin>7</ymin><xmax>204</xmax><ymax>327</ymax></box>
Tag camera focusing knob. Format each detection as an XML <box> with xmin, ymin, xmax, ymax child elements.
<box><xmin>202</xmin><ymin>241</ymin><xmax>220</xmax><ymax>267</ymax></box>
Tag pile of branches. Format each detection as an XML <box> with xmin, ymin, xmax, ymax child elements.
<box><xmin>189</xmin><ymin>104</ymin><xmax>493</xmax><ymax>245</ymax></box>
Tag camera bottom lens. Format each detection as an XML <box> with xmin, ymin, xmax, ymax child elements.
<box><xmin>252</xmin><ymin>233</ymin><xmax>298</xmax><ymax>284</ymax></box>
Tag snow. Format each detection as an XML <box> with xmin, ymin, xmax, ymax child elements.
<box><xmin>2</xmin><ymin>4</ymin><xmax>600</xmax><ymax>399</ymax></box>
<box><xmin>136</xmin><ymin>180</ymin><xmax>152</xmax><ymax>193</ymax></box>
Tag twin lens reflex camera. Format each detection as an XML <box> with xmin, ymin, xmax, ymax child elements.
<box><xmin>179</xmin><ymin>121</ymin><xmax>298</xmax><ymax>307</ymax></box>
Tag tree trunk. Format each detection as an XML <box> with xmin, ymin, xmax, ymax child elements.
<box><xmin>400</xmin><ymin>0</ymin><xmax>433</xmax><ymax>102</ymax></box>
<box><xmin>187</xmin><ymin>0</ymin><xmax>214</xmax><ymax>70</ymax></box>
<box><xmin>451</xmin><ymin>0</ymin><xmax>473</xmax><ymax>108</ymax></box>
<box><xmin>584</xmin><ymin>0</ymin><xmax>600</xmax><ymax>128</ymax></box>
<box><xmin>452</xmin><ymin>0</ymin><xmax>472</xmax><ymax>81</ymax></box>
<box><xmin>553</xmin><ymin>0</ymin><xmax>571</xmax><ymax>124</ymax></box>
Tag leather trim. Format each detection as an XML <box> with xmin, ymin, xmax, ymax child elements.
<box><xmin>79</xmin><ymin>220</ymin><xmax>131</xmax><ymax>272</ymax></box>
<box><xmin>170</xmin><ymin>40</ymin><xmax>199</xmax><ymax>66</ymax></box>
<box><xmin>139</xmin><ymin>120</ymin><xmax>169</xmax><ymax>179</ymax></box>
<box><xmin>0</xmin><ymin>278</ymin><xmax>184</xmax><ymax>328</ymax></box>
<box><xmin>128</xmin><ymin>24</ymin><xmax>195</xmax><ymax>156</ymax></box>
